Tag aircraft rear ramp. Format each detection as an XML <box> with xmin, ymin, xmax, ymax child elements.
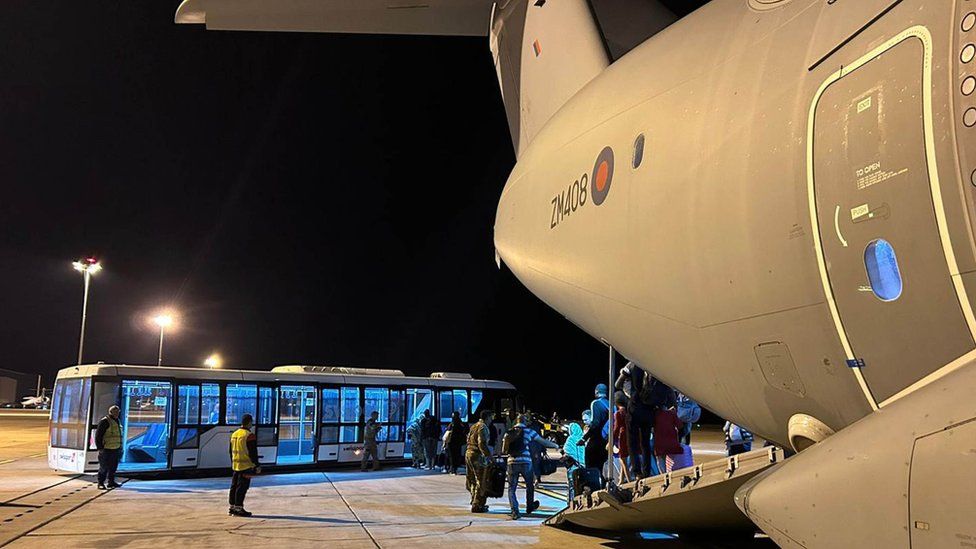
<box><xmin>546</xmin><ymin>446</ymin><xmax>786</xmax><ymax>534</ymax></box>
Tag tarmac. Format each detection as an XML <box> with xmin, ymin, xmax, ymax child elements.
<box><xmin>0</xmin><ymin>412</ymin><xmax>773</xmax><ymax>548</ymax></box>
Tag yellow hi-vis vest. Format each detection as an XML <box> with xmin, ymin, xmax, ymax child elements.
<box><xmin>230</xmin><ymin>428</ymin><xmax>255</xmax><ymax>472</ymax></box>
<box><xmin>103</xmin><ymin>418</ymin><xmax>122</xmax><ymax>450</ymax></box>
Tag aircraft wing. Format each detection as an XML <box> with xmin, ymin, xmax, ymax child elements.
<box><xmin>175</xmin><ymin>0</ymin><xmax>497</xmax><ymax>36</ymax></box>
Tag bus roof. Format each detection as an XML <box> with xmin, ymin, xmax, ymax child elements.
<box><xmin>54</xmin><ymin>363</ymin><xmax>516</xmax><ymax>391</ymax></box>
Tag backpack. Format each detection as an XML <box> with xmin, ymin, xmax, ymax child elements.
<box><xmin>503</xmin><ymin>426</ymin><xmax>526</xmax><ymax>456</ymax></box>
<box><xmin>636</xmin><ymin>370</ymin><xmax>657</xmax><ymax>406</ymax></box>
<box><xmin>676</xmin><ymin>397</ymin><xmax>701</xmax><ymax>423</ymax></box>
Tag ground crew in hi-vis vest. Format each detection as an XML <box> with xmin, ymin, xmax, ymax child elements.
<box><xmin>228</xmin><ymin>413</ymin><xmax>260</xmax><ymax>517</ymax></box>
<box><xmin>465</xmin><ymin>409</ymin><xmax>494</xmax><ymax>513</ymax></box>
<box><xmin>95</xmin><ymin>405</ymin><xmax>122</xmax><ymax>490</ymax></box>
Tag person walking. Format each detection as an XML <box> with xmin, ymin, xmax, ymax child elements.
<box><xmin>503</xmin><ymin>414</ymin><xmax>559</xmax><ymax>520</ymax></box>
<box><xmin>627</xmin><ymin>367</ymin><xmax>656</xmax><ymax>479</ymax></box>
<box><xmin>228</xmin><ymin>413</ymin><xmax>260</xmax><ymax>517</ymax></box>
<box><xmin>465</xmin><ymin>409</ymin><xmax>493</xmax><ymax>513</ymax></box>
<box><xmin>420</xmin><ymin>409</ymin><xmax>439</xmax><ymax>470</ymax></box>
<box><xmin>95</xmin><ymin>405</ymin><xmax>123</xmax><ymax>490</ymax></box>
<box><xmin>447</xmin><ymin>411</ymin><xmax>466</xmax><ymax>475</ymax></box>
<box><xmin>361</xmin><ymin>411</ymin><xmax>381</xmax><ymax>471</ymax></box>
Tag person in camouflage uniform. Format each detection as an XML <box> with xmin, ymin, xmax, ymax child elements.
<box><xmin>407</xmin><ymin>417</ymin><xmax>424</xmax><ymax>468</ymax></box>
<box><xmin>465</xmin><ymin>409</ymin><xmax>494</xmax><ymax>513</ymax></box>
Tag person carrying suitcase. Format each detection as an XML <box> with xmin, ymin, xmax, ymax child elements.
<box><xmin>465</xmin><ymin>409</ymin><xmax>493</xmax><ymax>513</ymax></box>
<box><xmin>503</xmin><ymin>414</ymin><xmax>559</xmax><ymax>520</ymax></box>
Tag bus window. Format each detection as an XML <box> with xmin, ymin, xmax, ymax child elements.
<box><xmin>364</xmin><ymin>388</ymin><xmax>389</xmax><ymax>422</ymax></box>
<box><xmin>177</xmin><ymin>385</ymin><xmax>200</xmax><ymax>424</ymax></box>
<box><xmin>438</xmin><ymin>391</ymin><xmax>453</xmax><ymax>423</ymax></box>
<box><xmin>90</xmin><ymin>381</ymin><xmax>119</xmax><ymax>449</ymax></box>
<box><xmin>340</xmin><ymin>387</ymin><xmax>360</xmax><ymax>443</ymax></box>
<box><xmin>175</xmin><ymin>428</ymin><xmax>198</xmax><ymax>449</ymax></box>
<box><xmin>225</xmin><ymin>384</ymin><xmax>257</xmax><ymax>425</ymax></box>
<box><xmin>452</xmin><ymin>390</ymin><xmax>469</xmax><ymax>421</ymax></box>
<box><xmin>92</xmin><ymin>381</ymin><xmax>120</xmax><ymax>422</ymax></box>
<box><xmin>257</xmin><ymin>387</ymin><xmax>276</xmax><ymax>425</ymax></box>
<box><xmin>471</xmin><ymin>390</ymin><xmax>483</xmax><ymax>416</ymax></box>
<box><xmin>390</xmin><ymin>389</ymin><xmax>404</xmax><ymax>425</ymax></box>
<box><xmin>321</xmin><ymin>388</ymin><xmax>340</xmax><ymax>444</ymax></box>
<box><xmin>383</xmin><ymin>388</ymin><xmax>405</xmax><ymax>442</ymax></box>
<box><xmin>50</xmin><ymin>378</ymin><xmax>90</xmax><ymax>450</ymax></box>
<box><xmin>201</xmin><ymin>383</ymin><xmax>220</xmax><ymax>425</ymax></box>
<box><xmin>406</xmin><ymin>388</ymin><xmax>433</xmax><ymax>425</ymax></box>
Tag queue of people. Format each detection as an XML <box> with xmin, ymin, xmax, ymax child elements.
<box><xmin>562</xmin><ymin>363</ymin><xmax>704</xmax><ymax>489</ymax></box>
<box><xmin>89</xmin><ymin>376</ymin><xmax>724</xmax><ymax>522</ymax></box>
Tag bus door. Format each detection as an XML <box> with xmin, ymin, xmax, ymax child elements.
<box><xmin>277</xmin><ymin>385</ymin><xmax>316</xmax><ymax>465</ymax></box>
<box><xmin>404</xmin><ymin>388</ymin><xmax>433</xmax><ymax>460</ymax></box>
<box><xmin>319</xmin><ymin>386</ymin><xmax>340</xmax><ymax>461</ymax></box>
<box><xmin>118</xmin><ymin>379</ymin><xmax>172</xmax><ymax>472</ymax></box>
<box><xmin>174</xmin><ymin>383</ymin><xmax>201</xmax><ymax>468</ymax></box>
<box><xmin>255</xmin><ymin>385</ymin><xmax>278</xmax><ymax>465</ymax></box>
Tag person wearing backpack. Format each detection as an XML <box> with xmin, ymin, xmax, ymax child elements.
<box><xmin>503</xmin><ymin>414</ymin><xmax>559</xmax><ymax>520</ymax></box>
<box><xmin>626</xmin><ymin>366</ymin><xmax>658</xmax><ymax>479</ymax></box>
<box><xmin>676</xmin><ymin>392</ymin><xmax>702</xmax><ymax>445</ymax></box>
<box><xmin>577</xmin><ymin>384</ymin><xmax>610</xmax><ymax>474</ymax></box>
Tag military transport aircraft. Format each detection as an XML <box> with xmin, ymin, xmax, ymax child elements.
<box><xmin>174</xmin><ymin>1</ymin><xmax>976</xmax><ymax>546</ymax></box>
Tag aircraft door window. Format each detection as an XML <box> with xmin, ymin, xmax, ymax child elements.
<box><xmin>864</xmin><ymin>239</ymin><xmax>903</xmax><ymax>301</ymax></box>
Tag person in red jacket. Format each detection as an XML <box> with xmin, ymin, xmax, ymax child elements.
<box><xmin>611</xmin><ymin>391</ymin><xmax>632</xmax><ymax>484</ymax></box>
<box><xmin>653</xmin><ymin>406</ymin><xmax>684</xmax><ymax>474</ymax></box>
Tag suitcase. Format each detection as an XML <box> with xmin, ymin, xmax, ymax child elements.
<box><xmin>483</xmin><ymin>456</ymin><xmax>507</xmax><ymax>498</ymax></box>
<box><xmin>572</xmin><ymin>467</ymin><xmax>603</xmax><ymax>496</ymax></box>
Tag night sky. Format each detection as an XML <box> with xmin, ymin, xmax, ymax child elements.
<box><xmin>0</xmin><ymin>1</ymin><xmax>627</xmax><ymax>417</ymax></box>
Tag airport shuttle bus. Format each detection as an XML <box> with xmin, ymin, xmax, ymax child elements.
<box><xmin>47</xmin><ymin>364</ymin><xmax>517</xmax><ymax>474</ymax></box>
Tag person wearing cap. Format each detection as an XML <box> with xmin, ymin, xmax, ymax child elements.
<box><xmin>95</xmin><ymin>405</ymin><xmax>123</xmax><ymax>489</ymax></box>
<box><xmin>228</xmin><ymin>413</ymin><xmax>261</xmax><ymax>517</ymax></box>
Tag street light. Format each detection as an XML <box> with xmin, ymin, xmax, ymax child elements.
<box><xmin>152</xmin><ymin>313</ymin><xmax>175</xmax><ymax>366</ymax></box>
<box><xmin>73</xmin><ymin>257</ymin><xmax>102</xmax><ymax>365</ymax></box>
<box><xmin>204</xmin><ymin>353</ymin><xmax>222</xmax><ymax>369</ymax></box>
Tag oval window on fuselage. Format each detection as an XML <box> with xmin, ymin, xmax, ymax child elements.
<box><xmin>632</xmin><ymin>134</ymin><xmax>645</xmax><ymax>170</ymax></box>
<box><xmin>864</xmin><ymin>239</ymin><xmax>903</xmax><ymax>301</ymax></box>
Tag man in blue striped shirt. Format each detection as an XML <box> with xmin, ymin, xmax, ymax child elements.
<box><xmin>503</xmin><ymin>414</ymin><xmax>559</xmax><ymax>520</ymax></box>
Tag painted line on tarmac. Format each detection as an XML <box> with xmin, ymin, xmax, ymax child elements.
<box><xmin>0</xmin><ymin>454</ymin><xmax>50</xmax><ymax>467</ymax></box>
<box><xmin>320</xmin><ymin>472</ymin><xmax>381</xmax><ymax>549</ymax></box>
<box><xmin>0</xmin><ymin>476</ymin><xmax>80</xmax><ymax>507</ymax></box>
<box><xmin>0</xmin><ymin>479</ymin><xmax>129</xmax><ymax>548</ymax></box>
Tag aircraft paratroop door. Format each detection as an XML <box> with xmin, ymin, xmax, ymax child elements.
<box><xmin>811</xmin><ymin>32</ymin><xmax>975</xmax><ymax>403</ymax></box>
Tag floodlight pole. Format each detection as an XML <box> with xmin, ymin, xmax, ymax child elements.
<box><xmin>157</xmin><ymin>325</ymin><xmax>166</xmax><ymax>367</ymax></box>
<box><xmin>77</xmin><ymin>268</ymin><xmax>92</xmax><ymax>365</ymax></box>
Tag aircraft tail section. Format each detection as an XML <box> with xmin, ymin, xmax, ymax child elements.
<box><xmin>490</xmin><ymin>0</ymin><xmax>610</xmax><ymax>156</ymax></box>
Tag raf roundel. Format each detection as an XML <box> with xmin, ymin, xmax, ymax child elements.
<box><xmin>591</xmin><ymin>146</ymin><xmax>615</xmax><ymax>206</ymax></box>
